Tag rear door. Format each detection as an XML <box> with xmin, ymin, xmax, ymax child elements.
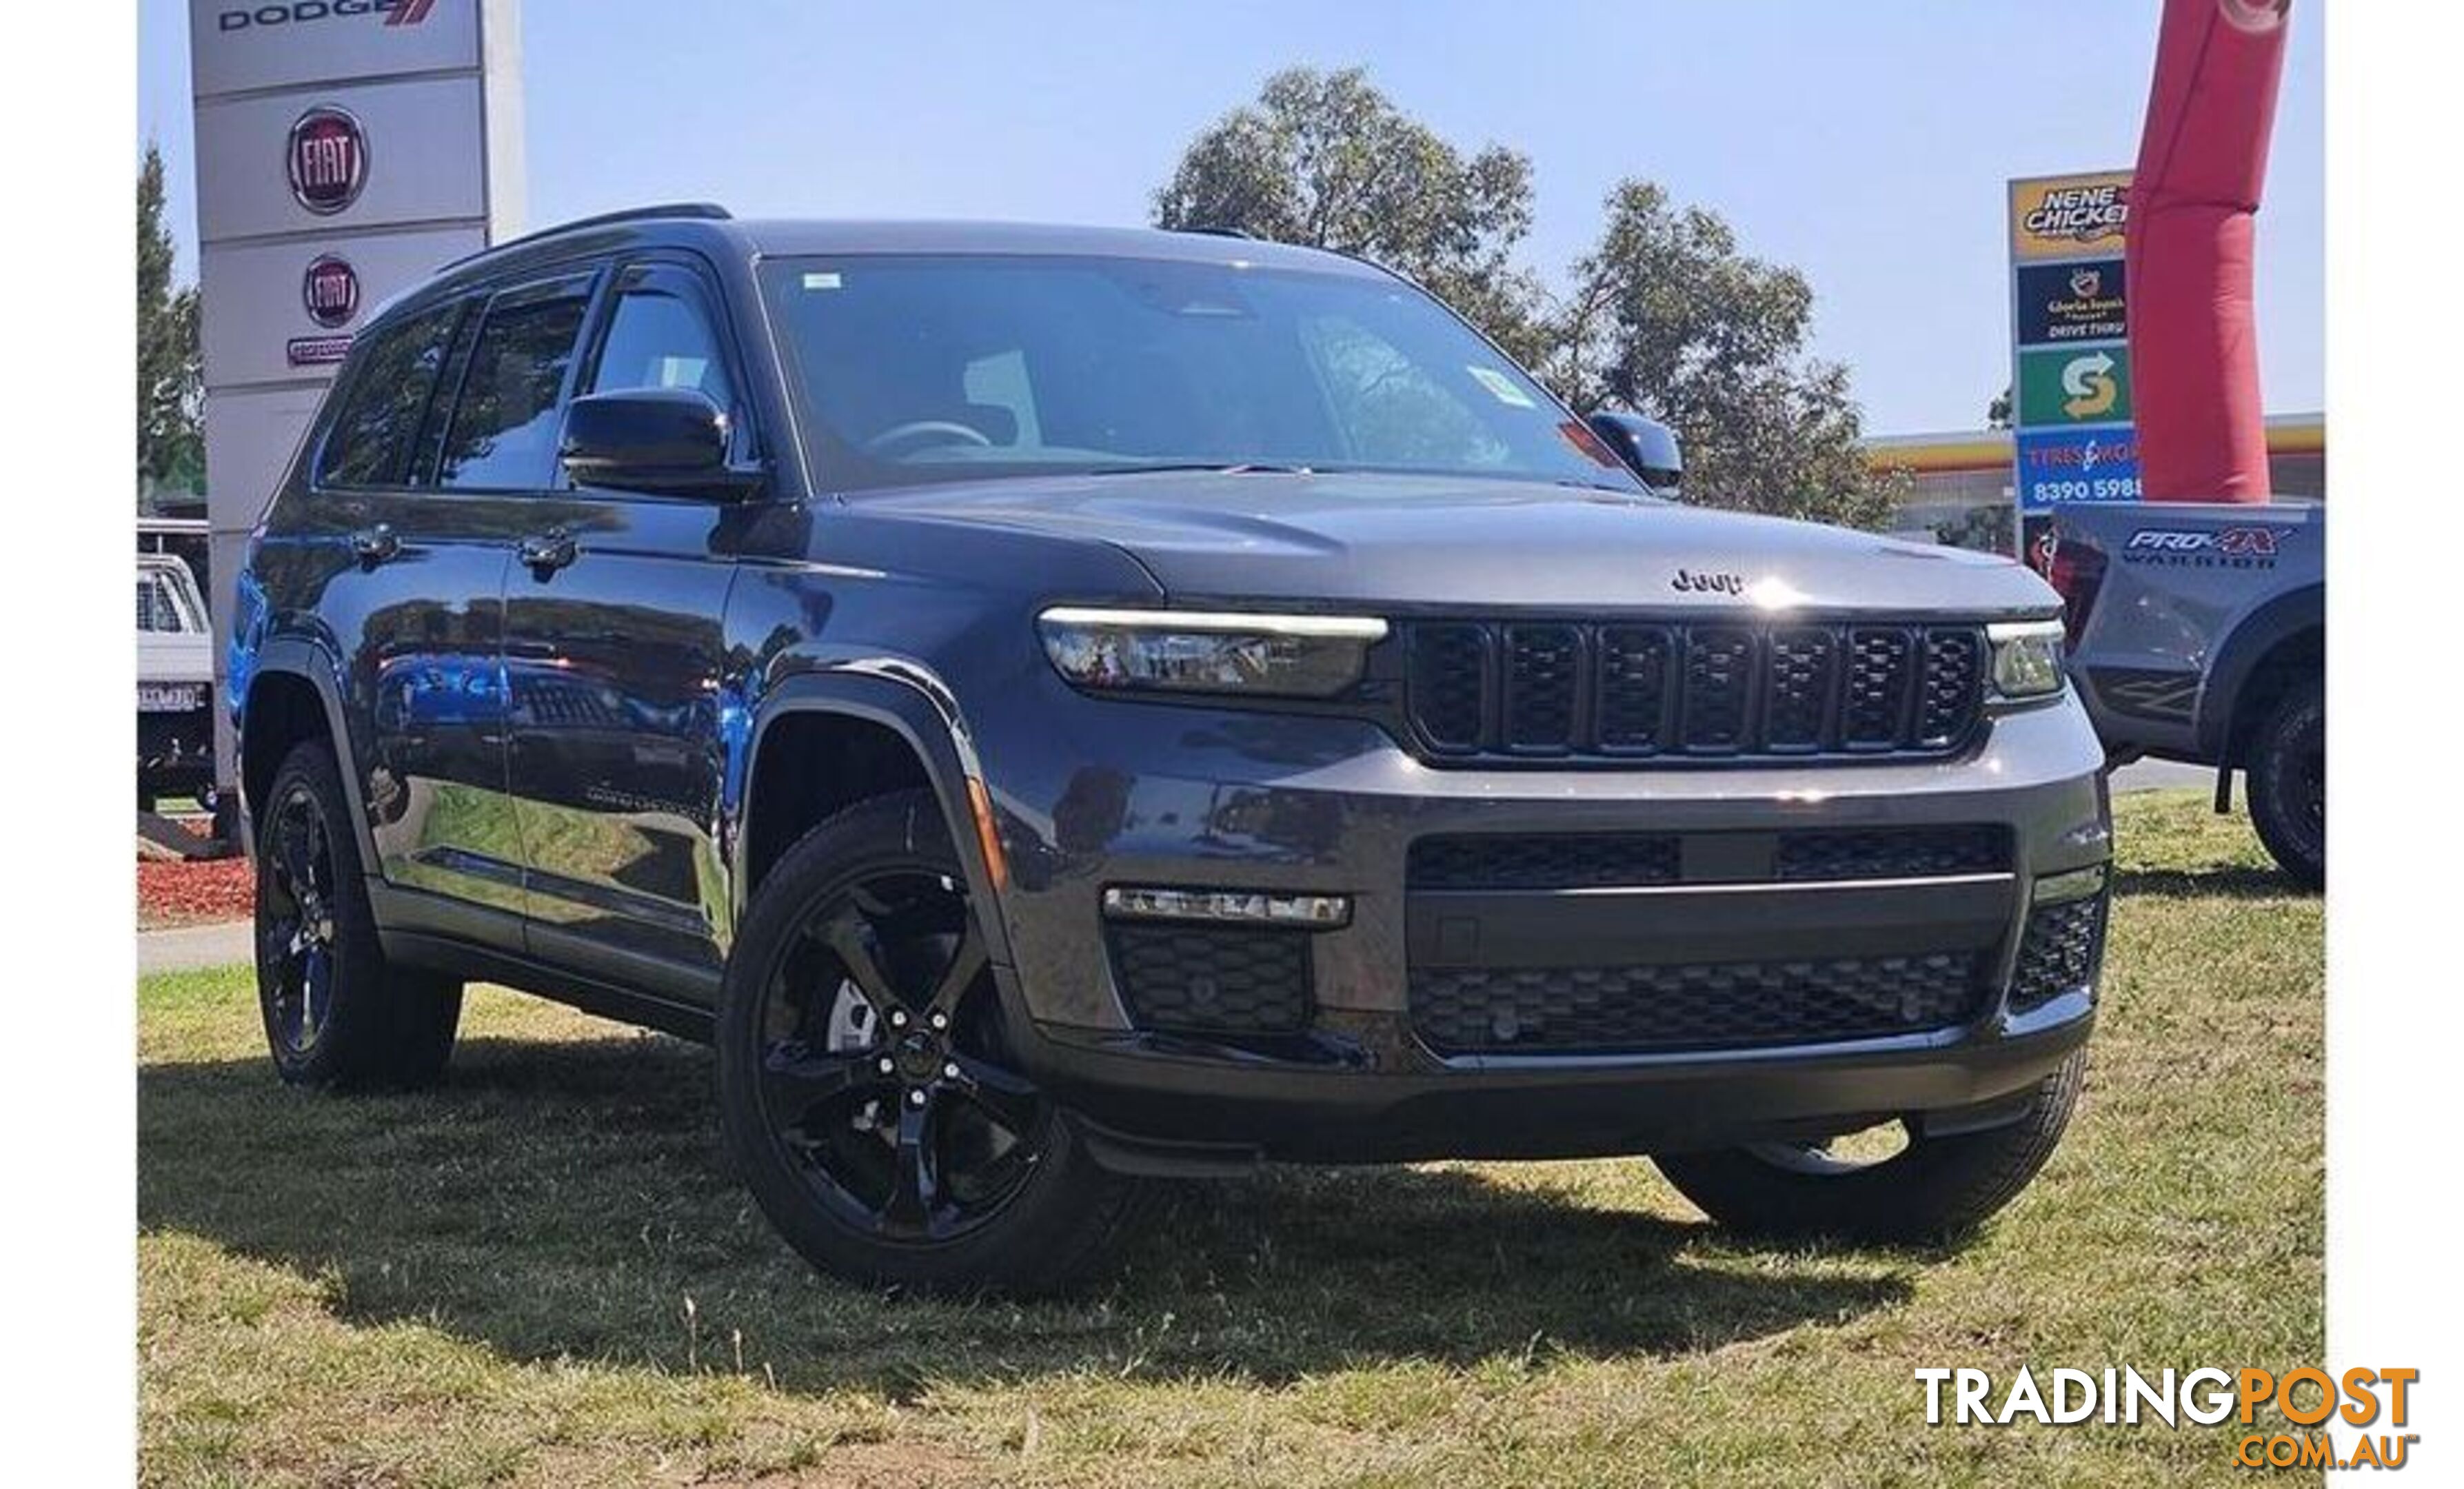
<box><xmin>498</xmin><ymin>256</ymin><xmax>754</xmax><ymax>991</ymax></box>
<box><xmin>303</xmin><ymin>292</ymin><xmax>534</xmax><ymax>924</ymax></box>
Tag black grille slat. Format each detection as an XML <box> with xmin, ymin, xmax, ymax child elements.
<box><xmin>1917</xmin><ymin>630</ymin><xmax>1985</xmax><ymax>747</ymax></box>
<box><xmin>2008</xmin><ymin>892</ymin><xmax>2110</xmax><ymax>1013</ymax></box>
<box><xmin>1503</xmin><ymin>625</ymin><xmax>1583</xmax><ymax>751</ymax></box>
<box><xmin>1682</xmin><ymin>627</ymin><xmax>1757</xmax><ymax>751</ymax></box>
<box><xmin>1764</xmin><ymin>627</ymin><xmax>1837</xmax><ymax>751</ymax></box>
<box><xmin>1596</xmin><ymin>626</ymin><xmax>1673</xmax><ymax>751</ymax></box>
<box><xmin>1408</xmin><ymin>625</ymin><xmax>1490</xmax><ymax>753</ymax></box>
<box><xmin>1843</xmin><ymin>627</ymin><xmax>1917</xmax><ymax>747</ymax></box>
<box><xmin>1411</xmin><ymin>952</ymin><xmax>1983</xmax><ymax>1054</ymax></box>
<box><xmin>1404</xmin><ymin>619</ymin><xmax>1986</xmax><ymax>764</ymax></box>
<box><xmin>1109</xmin><ymin>924</ymin><xmax>1313</xmax><ymax>1035</ymax></box>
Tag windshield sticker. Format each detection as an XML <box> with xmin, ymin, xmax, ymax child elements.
<box><xmin>801</xmin><ymin>271</ymin><xmax>844</xmax><ymax>291</ymax></box>
<box><xmin>1466</xmin><ymin>365</ymin><xmax>1537</xmax><ymax>408</ymax></box>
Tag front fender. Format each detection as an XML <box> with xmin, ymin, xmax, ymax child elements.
<box><xmin>239</xmin><ymin>635</ymin><xmax>383</xmax><ymax>877</ymax></box>
<box><xmin>734</xmin><ymin>664</ymin><xmax>1016</xmax><ymax>969</ymax></box>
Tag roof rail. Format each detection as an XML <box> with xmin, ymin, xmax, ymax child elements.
<box><xmin>443</xmin><ymin>203</ymin><xmax>733</xmax><ymax>270</ymax></box>
<box><xmin>1175</xmin><ymin>223</ymin><xmax>1256</xmax><ymax>240</ymax></box>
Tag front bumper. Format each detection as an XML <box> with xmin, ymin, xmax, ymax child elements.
<box><xmin>971</xmin><ymin>673</ymin><xmax>2110</xmax><ymax>1163</ymax></box>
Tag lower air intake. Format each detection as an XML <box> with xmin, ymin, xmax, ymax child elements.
<box><xmin>1410</xmin><ymin>952</ymin><xmax>1983</xmax><ymax>1055</ymax></box>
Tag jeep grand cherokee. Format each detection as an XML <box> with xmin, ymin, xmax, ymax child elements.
<box><xmin>231</xmin><ymin>205</ymin><xmax>2110</xmax><ymax>1292</ymax></box>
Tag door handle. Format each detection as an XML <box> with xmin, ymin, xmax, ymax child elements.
<box><xmin>347</xmin><ymin>524</ymin><xmax>401</xmax><ymax>567</ymax></box>
<box><xmin>517</xmin><ymin>528</ymin><xmax>579</xmax><ymax>576</ymax></box>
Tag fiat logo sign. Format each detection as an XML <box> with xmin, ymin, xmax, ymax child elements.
<box><xmin>302</xmin><ymin>254</ymin><xmax>361</xmax><ymax>329</ymax></box>
<box><xmin>287</xmin><ymin>105</ymin><xmax>367</xmax><ymax>216</ymax></box>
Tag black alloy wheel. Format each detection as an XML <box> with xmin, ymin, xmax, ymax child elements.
<box><xmin>751</xmin><ymin>868</ymin><xmax>1049</xmax><ymax>1244</ymax></box>
<box><xmin>259</xmin><ymin>780</ymin><xmax>341</xmax><ymax>1059</ymax></box>
<box><xmin>251</xmin><ymin>738</ymin><xmax>462</xmax><ymax>1089</ymax></box>
<box><xmin>716</xmin><ymin>789</ymin><xmax>1137</xmax><ymax>1294</ymax></box>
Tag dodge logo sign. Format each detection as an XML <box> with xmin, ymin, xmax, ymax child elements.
<box><xmin>287</xmin><ymin>106</ymin><xmax>367</xmax><ymax>216</ymax></box>
<box><xmin>302</xmin><ymin>255</ymin><xmax>361</xmax><ymax>328</ymax></box>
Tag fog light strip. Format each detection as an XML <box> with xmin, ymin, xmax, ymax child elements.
<box><xmin>2031</xmin><ymin>864</ymin><xmax>2110</xmax><ymax>905</ymax></box>
<box><xmin>1102</xmin><ymin>886</ymin><xmax>1352</xmax><ymax>928</ymax></box>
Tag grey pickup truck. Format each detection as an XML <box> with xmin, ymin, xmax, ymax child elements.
<box><xmin>2043</xmin><ymin>501</ymin><xmax>2324</xmax><ymax>887</ymax></box>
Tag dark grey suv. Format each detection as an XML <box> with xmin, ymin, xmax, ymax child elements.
<box><xmin>231</xmin><ymin>205</ymin><xmax>2110</xmax><ymax>1292</ymax></box>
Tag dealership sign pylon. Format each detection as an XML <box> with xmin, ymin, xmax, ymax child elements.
<box><xmin>2007</xmin><ymin>171</ymin><xmax>2141</xmax><ymax>567</ymax></box>
<box><xmin>188</xmin><ymin>0</ymin><xmax>524</xmax><ymax>791</ymax></box>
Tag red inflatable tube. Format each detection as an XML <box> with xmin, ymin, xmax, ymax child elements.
<box><xmin>2125</xmin><ymin>0</ymin><xmax>2290</xmax><ymax>503</ymax></box>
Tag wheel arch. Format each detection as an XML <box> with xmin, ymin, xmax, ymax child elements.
<box><xmin>2196</xmin><ymin>585</ymin><xmax>2323</xmax><ymax>764</ymax></box>
<box><xmin>239</xmin><ymin>639</ymin><xmax>381</xmax><ymax>873</ymax></box>
<box><xmin>736</xmin><ymin>668</ymin><xmax>1014</xmax><ymax>966</ymax></box>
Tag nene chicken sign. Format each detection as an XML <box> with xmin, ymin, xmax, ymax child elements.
<box><xmin>188</xmin><ymin>0</ymin><xmax>523</xmax><ymax>786</ymax></box>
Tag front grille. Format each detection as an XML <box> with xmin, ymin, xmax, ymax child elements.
<box><xmin>1408</xmin><ymin>825</ymin><xmax>2008</xmax><ymax>891</ymax></box>
<box><xmin>1402</xmin><ymin>619</ymin><xmax>1990</xmax><ymax>763</ymax></box>
<box><xmin>1109</xmin><ymin>924</ymin><xmax>1313</xmax><ymax>1035</ymax></box>
<box><xmin>2009</xmin><ymin>891</ymin><xmax>2110</xmax><ymax>1012</ymax></box>
<box><xmin>1411</xmin><ymin>952</ymin><xmax>1984</xmax><ymax>1054</ymax></box>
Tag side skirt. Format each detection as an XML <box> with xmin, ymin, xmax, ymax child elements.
<box><xmin>369</xmin><ymin>880</ymin><xmax>717</xmax><ymax>1043</ymax></box>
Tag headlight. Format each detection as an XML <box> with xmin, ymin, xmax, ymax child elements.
<box><xmin>1037</xmin><ymin>607</ymin><xmax>1386</xmax><ymax>698</ymax></box>
<box><xmin>1988</xmin><ymin>619</ymin><xmax>2067</xmax><ymax>700</ymax></box>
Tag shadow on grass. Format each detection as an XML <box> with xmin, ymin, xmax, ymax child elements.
<box><xmin>139</xmin><ymin>1033</ymin><xmax>1913</xmax><ymax>1392</ymax></box>
<box><xmin>2112</xmin><ymin>864</ymin><xmax>2304</xmax><ymax>902</ymax></box>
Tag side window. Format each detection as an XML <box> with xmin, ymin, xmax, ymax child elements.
<box><xmin>316</xmin><ymin>301</ymin><xmax>464</xmax><ymax>489</ymax></box>
<box><xmin>1302</xmin><ymin>314</ymin><xmax>1509</xmax><ymax>470</ymax></box>
<box><xmin>585</xmin><ymin>271</ymin><xmax>736</xmax><ymax>409</ymax></box>
<box><xmin>436</xmin><ymin>277</ymin><xmax>594</xmax><ymax>490</ymax></box>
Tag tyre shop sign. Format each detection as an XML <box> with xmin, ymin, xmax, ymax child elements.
<box><xmin>287</xmin><ymin>105</ymin><xmax>367</xmax><ymax>214</ymax></box>
<box><xmin>2013</xmin><ymin>429</ymin><xmax>2142</xmax><ymax>508</ymax></box>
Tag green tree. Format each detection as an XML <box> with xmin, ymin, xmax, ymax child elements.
<box><xmin>1155</xmin><ymin>73</ymin><xmax>1901</xmax><ymax>531</ymax></box>
<box><xmin>139</xmin><ymin>141</ymin><xmax>204</xmax><ymax>500</ymax></box>
<box><xmin>1541</xmin><ymin>181</ymin><xmax>1896</xmax><ymax>530</ymax></box>
<box><xmin>1153</xmin><ymin>66</ymin><xmax>1548</xmax><ymax>365</ymax></box>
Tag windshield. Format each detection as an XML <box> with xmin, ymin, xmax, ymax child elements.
<box><xmin>758</xmin><ymin>253</ymin><xmax>1640</xmax><ymax>494</ymax></box>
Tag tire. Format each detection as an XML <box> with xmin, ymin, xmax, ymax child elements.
<box><xmin>254</xmin><ymin>739</ymin><xmax>463</xmax><ymax>1090</ymax></box>
<box><xmin>716</xmin><ymin>789</ymin><xmax>1138</xmax><ymax>1295</ymax></box>
<box><xmin>2245</xmin><ymin>676</ymin><xmax>2325</xmax><ymax>890</ymax></box>
<box><xmin>1654</xmin><ymin>1049</ymin><xmax>2088</xmax><ymax>1245</ymax></box>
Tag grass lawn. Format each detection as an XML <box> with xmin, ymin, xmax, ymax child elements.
<box><xmin>137</xmin><ymin>791</ymin><xmax>2321</xmax><ymax>1487</ymax></box>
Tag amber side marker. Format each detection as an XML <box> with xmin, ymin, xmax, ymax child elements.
<box><xmin>966</xmin><ymin>777</ymin><xmax>1010</xmax><ymax>891</ymax></box>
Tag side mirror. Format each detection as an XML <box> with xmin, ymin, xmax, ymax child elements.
<box><xmin>561</xmin><ymin>388</ymin><xmax>760</xmax><ymax>498</ymax></box>
<box><xmin>1586</xmin><ymin>412</ymin><xmax>1684</xmax><ymax>495</ymax></box>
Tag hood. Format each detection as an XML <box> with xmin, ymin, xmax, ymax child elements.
<box><xmin>862</xmin><ymin>471</ymin><xmax>2057</xmax><ymax>618</ymax></box>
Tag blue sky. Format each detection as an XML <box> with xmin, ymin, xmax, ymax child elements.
<box><xmin>138</xmin><ymin>0</ymin><xmax>2323</xmax><ymax>435</ymax></box>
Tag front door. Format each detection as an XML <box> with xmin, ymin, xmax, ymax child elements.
<box><xmin>499</xmin><ymin>260</ymin><xmax>751</xmax><ymax>986</ymax></box>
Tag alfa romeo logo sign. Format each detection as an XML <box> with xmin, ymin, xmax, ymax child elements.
<box><xmin>302</xmin><ymin>254</ymin><xmax>361</xmax><ymax>328</ymax></box>
<box><xmin>287</xmin><ymin>105</ymin><xmax>367</xmax><ymax>216</ymax></box>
